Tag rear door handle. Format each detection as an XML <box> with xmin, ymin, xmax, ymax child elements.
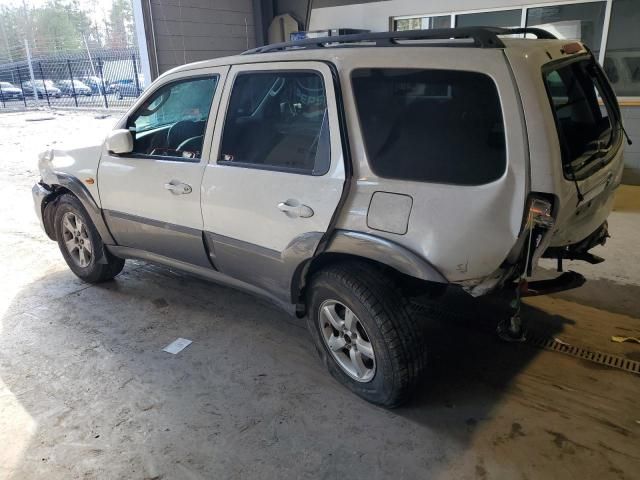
<box><xmin>278</xmin><ymin>200</ymin><xmax>314</xmax><ymax>218</ymax></box>
<box><xmin>164</xmin><ymin>181</ymin><xmax>192</xmax><ymax>195</ymax></box>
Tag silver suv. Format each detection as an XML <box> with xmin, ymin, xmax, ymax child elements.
<box><xmin>33</xmin><ymin>28</ymin><xmax>627</xmax><ymax>406</ymax></box>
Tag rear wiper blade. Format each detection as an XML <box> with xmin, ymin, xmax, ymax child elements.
<box><xmin>620</xmin><ymin>124</ymin><xmax>633</xmax><ymax>146</ymax></box>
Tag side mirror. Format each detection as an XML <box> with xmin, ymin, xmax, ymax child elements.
<box><xmin>106</xmin><ymin>129</ymin><xmax>133</xmax><ymax>155</ymax></box>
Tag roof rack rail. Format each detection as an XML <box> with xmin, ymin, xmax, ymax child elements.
<box><xmin>243</xmin><ymin>26</ymin><xmax>557</xmax><ymax>55</ymax></box>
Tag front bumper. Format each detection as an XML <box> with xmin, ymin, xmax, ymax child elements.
<box><xmin>32</xmin><ymin>182</ymin><xmax>51</xmax><ymax>233</ymax></box>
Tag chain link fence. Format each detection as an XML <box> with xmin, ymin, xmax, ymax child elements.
<box><xmin>0</xmin><ymin>48</ymin><xmax>144</xmax><ymax>112</ymax></box>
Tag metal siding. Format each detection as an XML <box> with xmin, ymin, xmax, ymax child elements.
<box><xmin>621</xmin><ymin>106</ymin><xmax>640</xmax><ymax>170</ymax></box>
<box><xmin>150</xmin><ymin>0</ymin><xmax>255</xmax><ymax>75</ymax></box>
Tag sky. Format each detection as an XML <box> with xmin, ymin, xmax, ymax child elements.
<box><xmin>1</xmin><ymin>0</ymin><xmax>119</xmax><ymax>34</ymax></box>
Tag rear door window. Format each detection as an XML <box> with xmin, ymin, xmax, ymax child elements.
<box><xmin>351</xmin><ymin>68</ymin><xmax>506</xmax><ymax>185</ymax></box>
<box><xmin>218</xmin><ymin>70</ymin><xmax>330</xmax><ymax>175</ymax></box>
<box><xmin>543</xmin><ymin>57</ymin><xmax>620</xmax><ymax>179</ymax></box>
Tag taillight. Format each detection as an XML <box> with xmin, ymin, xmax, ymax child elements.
<box><xmin>528</xmin><ymin>198</ymin><xmax>554</xmax><ymax>228</ymax></box>
<box><xmin>561</xmin><ymin>42</ymin><xmax>584</xmax><ymax>55</ymax></box>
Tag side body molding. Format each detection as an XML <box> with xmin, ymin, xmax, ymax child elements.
<box><xmin>325</xmin><ymin>230</ymin><xmax>448</xmax><ymax>284</ymax></box>
<box><xmin>204</xmin><ymin>231</ymin><xmax>324</xmax><ymax>304</ymax></box>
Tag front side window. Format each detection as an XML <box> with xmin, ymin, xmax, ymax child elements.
<box><xmin>544</xmin><ymin>58</ymin><xmax>620</xmax><ymax>179</ymax></box>
<box><xmin>127</xmin><ymin>76</ymin><xmax>217</xmax><ymax>160</ymax></box>
<box><xmin>219</xmin><ymin>70</ymin><xmax>330</xmax><ymax>175</ymax></box>
<box><xmin>351</xmin><ymin>68</ymin><xmax>506</xmax><ymax>185</ymax></box>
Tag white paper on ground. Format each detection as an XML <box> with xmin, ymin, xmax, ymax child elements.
<box><xmin>162</xmin><ymin>338</ymin><xmax>193</xmax><ymax>354</ymax></box>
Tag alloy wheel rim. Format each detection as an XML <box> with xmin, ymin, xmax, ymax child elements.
<box><xmin>61</xmin><ymin>212</ymin><xmax>93</xmax><ymax>268</ymax></box>
<box><xmin>318</xmin><ymin>299</ymin><xmax>376</xmax><ymax>382</ymax></box>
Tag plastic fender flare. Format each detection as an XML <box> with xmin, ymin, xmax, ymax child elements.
<box><xmin>47</xmin><ymin>173</ymin><xmax>115</xmax><ymax>264</ymax></box>
<box><xmin>324</xmin><ymin>230</ymin><xmax>448</xmax><ymax>284</ymax></box>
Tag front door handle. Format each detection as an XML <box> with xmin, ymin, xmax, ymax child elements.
<box><xmin>278</xmin><ymin>200</ymin><xmax>314</xmax><ymax>218</ymax></box>
<box><xmin>164</xmin><ymin>181</ymin><xmax>192</xmax><ymax>195</ymax></box>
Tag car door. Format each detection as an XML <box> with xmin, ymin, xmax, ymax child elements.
<box><xmin>98</xmin><ymin>66</ymin><xmax>228</xmax><ymax>267</ymax></box>
<box><xmin>201</xmin><ymin>61</ymin><xmax>345</xmax><ymax>300</ymax></box>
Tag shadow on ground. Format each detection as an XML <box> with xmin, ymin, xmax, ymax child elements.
<box><xmin>1</xmin><ymin>264</ymin><xmax>638</xmax><ymax>479</ymax></box>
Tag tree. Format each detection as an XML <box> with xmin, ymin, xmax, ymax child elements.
<box><xmin>31</xmin><ymin>0</ymin><xmax>92</xmax><ymax>54</ymax></box>
<box><xmin>0</xmin><ymin>0</ymin><xmax>101</xmax><ymax>62</ymax></box>
<box><xmin>107</xmin><ymin>0</ymin><xmax>134</xmax><ymax>49</ymax></box>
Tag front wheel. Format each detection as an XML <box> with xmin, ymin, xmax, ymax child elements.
<box><xmin>54</xmin><ymin>194</ymin><xmax>125</xmax><ymax>283</ymax></box>
<box><xmin>307</xmin><ymin>262</ymin><xmax>428</xmax><ymax>407</ymax></box>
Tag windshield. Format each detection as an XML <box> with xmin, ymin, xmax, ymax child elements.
<box><xmin>0</xmin><ymin>82</ymin><xmax>14</xmax><ymax>88</ymax></box>
<box><xmin>544</xmin><ymin>56</ymin><xmax>621</xmax><ymax>179</ymax></box>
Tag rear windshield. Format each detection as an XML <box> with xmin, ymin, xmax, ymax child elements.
<box><xmin>543</xmin><ymin>57</ymin><xmax>620</xmax><ymax>179</ymax></box>
<box><xmin>351</xmin><ymin>68</ymin><xmax>506</xmax><ymax>185</ymax></box>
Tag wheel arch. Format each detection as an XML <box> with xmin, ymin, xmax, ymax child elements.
<box><xmin>47</xmin><ymin>173</ymin><xmax>115</xmax><ymax>245</ymax></box>
<box><xmin>291</xmin><ymin>230</ymin><xmax>448</xmax><ymax>315</ymax></box>
<box><xmin>41</xmin><ymin>174</ymin><xmax>115</xmax><ymax>264</ymax></box>
<box><xmin>40</xmin><ymin>185</ymin><xmax>71</xmax><ymax>241</ymax></box>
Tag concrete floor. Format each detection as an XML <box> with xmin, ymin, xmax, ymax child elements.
<box><xmin>1</xmin><ymin>111</ymin><xmax>639</xmax><ymax>479</ymax></box>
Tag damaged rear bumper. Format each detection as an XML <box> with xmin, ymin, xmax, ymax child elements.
<box><xmin>543</xmin><ymin>221</ymin><xmax>609</xmax><ymax>266</ymax></box>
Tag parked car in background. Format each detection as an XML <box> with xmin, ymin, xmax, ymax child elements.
<box><xmin>107</xmin><ymin>79</ymin><xmax>131</xmax><ymax>92</ymax></box>
<box><xmin>109</xmin><ymin>78</ymin><xmax>142</xmax><ymax>98</ymax></box>
<box><xmin>117</xmin><ymin>81</ymin><xmax>143</xmax><ymax>98</ymax></box>
<box><xmin>32</xmin><ymin>27</ymin><xmax>625</xmax><ymax>407</ymax></box>
<box><xmin>0</xmin><ymin>81</ymin><xmax>24</xmax><ymax>101</ymax></box>
<box><xmin>22</xmin><ymin>80</ymin><xmax>62</xmax><ymax>99</ymax></box>
<box><xmin>79</xmin><ymin>76</ymin><xmax>106</xmax><ymax>95</ymax></box>
<box><xmin>57</xmin><ymin>80</ymin><xmax>92</xmax><ymax>97</ymax></box>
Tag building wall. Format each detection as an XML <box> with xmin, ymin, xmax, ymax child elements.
<box><xmin>622</xmin><ymin>107</ymin><xmax>640</xmax><ymax>172</ymax></box>
<box><xmin>148</xmin><ymin>0</ymin><xmax>256</xmax><ymax>74</ymax></box>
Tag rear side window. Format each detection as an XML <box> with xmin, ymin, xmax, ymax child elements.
<box><xmin>543</xmin><ymin>58</ymin><xmax>620</xmax><ymax>179</ymax></box>
<box><xmin>219</xmin><ymin>71</ymin><xmax>330</xmax><ymax>175</ymax></box>
<box><xmin>351</xmin><ymin>68</ymin><xmax>506</xmax><ymax>185</ymax></box>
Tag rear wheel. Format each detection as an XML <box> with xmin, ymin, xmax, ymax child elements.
<box><xmin>54</xmin><ymin>194</ymin><xmax>124</xmax><ymax>283</ymax></box>
<box><xmin>307</xmin><ymin>261</ymin><xmax>428</xmax><ymax>407</ymax></box>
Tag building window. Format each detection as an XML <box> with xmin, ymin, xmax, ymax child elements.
<box><xmin>388</xmin><ymin>1</ymin><xmax>638</xmax><ymax>98</ymax></box>
<box><xmin>456</xmin><ymin>9</ymin><xmax>522</xmax><ymax>29</ymax></box>
<box><xmin>525</xmin><ymin>2</ymin><xmax>606</xmax><ymax>57</ymax></box>
<box><xmin>603</xmin><ymin>0</ymin><xmax>640</xmax><ymax>97</ymax></box>
<box><xmin>393</xmin><ymin>15</ymin><xmax>450</xmax><ymax>31</ymax></box>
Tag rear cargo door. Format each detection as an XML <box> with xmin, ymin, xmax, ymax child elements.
<box><xmin>542</xmin><ymin>56</ymin><xmax>625</xmax><ymax>245</ymax></box>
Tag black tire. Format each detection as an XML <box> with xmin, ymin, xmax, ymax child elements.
<box><xmin>307</xmin><ymin>261</ymin><xmax>428</xmax><ymax>407</ymax></box>
<box><xmin>54</xmin><ymin>194</ymin><xmax>125</xmax><ymax>283</ymax></box>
